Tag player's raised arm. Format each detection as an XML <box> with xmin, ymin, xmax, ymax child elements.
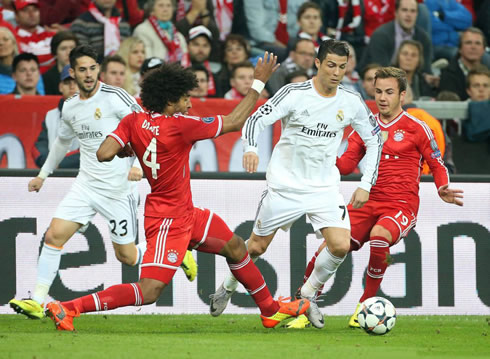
<box><xmin>220</xmin><ymin>52</ymin><xmax>279</xmax><ymax>134</ymax></box>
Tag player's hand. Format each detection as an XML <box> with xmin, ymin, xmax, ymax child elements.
<box><xmin>438</xmin><ymin>184</ymin><xmax>464</xmax><ymax>206</ymax></box>
<box><xmin>349</xmin><ymin>187</ymin><xmax>370</xmax><ymax>209</ymax></box>
<box><xmin>243</xmin><ymin>151</ymin><xmax>259</xmax><ymax>173</ymax></box>
<box><xmin>117</xmin><ymin>144</ymin><xmax>134</xmax><ymax>158</ymax></box>
<box><xmin>28</xmin><ymin>177</ymin><xmax>44</xmax><ymax>192</ymax></box>
<box><xmin>253</xmin><ymin>51</ymin><xmax>280</xmax><ymax>84</ymax></box>
<box><xmin>128</xmin><ymin>167</ymin><xmax>143</xmax><ymax>181</ymax></box>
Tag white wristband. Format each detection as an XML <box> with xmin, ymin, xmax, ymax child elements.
<box><xmin>251</xmin><ymin>79</ymin><xmax>265</xmax><ymax>94</ymax></box>
<box><xmin>38</xmin><ymin>169</ymin><xmax>49</xmax><ymax>180</ymax></box>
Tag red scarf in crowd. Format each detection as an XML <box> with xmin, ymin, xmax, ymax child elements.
<box><xmin>88</xmin><ymin>2</ymin><xmax>121</xmax><ymax>56</ymax></box>
<box><xmin>275</xmin><ymin>0</ymin><xmax>289</xmax><ymax>45</ymax></box>
<box><xmin>213</xmin><ymin>0</ymin><xmax>233</xmax><ymax>41</ymax></box>
<box><xmin>181</xmin><ymin>52</ymin><xmax>216</xmax><ymax>96</ymax></box>
<box><xmin>148</xmin><ymin>16</ymin><xmax>184</xmax><ymax>63</ymax></box>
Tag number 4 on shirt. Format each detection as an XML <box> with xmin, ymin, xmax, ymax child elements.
<box><xmin>143</xmin><ymin>138</ymin><xmax>160</xmax><ymax>179</ymax></box>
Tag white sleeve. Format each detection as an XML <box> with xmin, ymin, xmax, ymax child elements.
<box><xmin>111</xmin><ymin>87</ymin><xmax>143</xmax><ymax>119</ymax></box>
<box><xmin>38</xmin><ymin>136</ymin><xmax>73</xmax><ymax>179</ymax></box>
<box><xmin>242</xmin><ymin>85</ymin><xmax>292</xmax><ymax>153</ymax></box>
<box><xmin>350</xmin><ymin>100</ymin><xmax>383</xmax><ymax>192</ymax></box>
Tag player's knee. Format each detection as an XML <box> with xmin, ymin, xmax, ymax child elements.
<box><xmin>115</xmin><ymin>249</ymin><xmax>136</xmax><ymax>266</ymax></box>
<box><xmin>223</xmin><ymin>235</ymin><xmax>247</xmax><ymax>261</ymax></box>
<box><xmin>370</xmin><ymin>225</ymin><xmax>393</xmax><ymax>244</ymax></box>
<box><xmin>139</xmin><ymin>279</ymin><xmax>165</xmax><ymax>304</ymax></box>
<box><xmin>45</xmin><ymin>227</ymin><xmax>67</xmax><ymax>247</ymax></box>
<box><xmin>247</xmin><ymin>240</ymin><xmax>266</xmax><ymax>257</ymax></box>
<box><xmin>328</xmin><ymin>240</ymin><xmax>350</xmax><ymax>257</ymax></box>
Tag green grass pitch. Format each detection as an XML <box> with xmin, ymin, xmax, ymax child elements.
<box><xmin>1</xmin><ymin>314</ymin><xmax>489</xmax><ymax>359</ymax></box>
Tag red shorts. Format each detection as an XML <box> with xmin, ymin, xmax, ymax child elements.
<box><xmin>349</xmin><ymin>201</ymin><xmax>417</xmax><ymax>249</ymax></box>
<box><xmin>140</xmin><ymin>207</ymin><xmax>234</xmax><ymax>283</ymax></box>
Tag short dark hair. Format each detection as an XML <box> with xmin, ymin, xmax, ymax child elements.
<box><xmin>459</xmin><ymin>27</ymin><xmax>487</xmax><ymax>49</ymax></box>
<box><xmin>12</xmin><ymin>52</ymin><xmax>39</xmax><ymax>72</ymax></box>
<box><xmin>466</xmin><ymin>65</ymin><xmax>490</xmax><ymax>89</ymax></box>
<box><xmin>361</xmin><ymin>63</ymin><xmax>382</xmax><ymax>80</ymax></box>
<box><xmin>297</xmin><ymin>1</ymin><xmax>322</xmax><ymax>20</ymax></box>
<box><xmin>285</xmin><ymin>69</ymin><xmax>309</xmax><ymax>84</ymax></box>
<box><xmin>69</xmin><ymin>44</ymin><xmax>98</xmax><ymax>68</ymax></box>
<box><xmin>191</xmin><ymin>63</ymin><xmax>209</xmax><ymax>81</ymax></box>
<box><xmin>374</xmin><ymin>66</ymin><xmax>408</xmax><ymax>93</ymax></box>
<box><xmin>100</xmin><ymin>54</ymin><xmax>126</xmax><ymax>73</ymax></box>
<box><xmin>141</xmin><ymin>62</ymin><xmax>197</xmax><ymax>113</ymax></box>
<box><xmin>230</xmin><ymin>61</ymin><xmax>254</xmax><ymax>78</ymax></box>
<box><xmin>395</xmin><ymin>0</ymin><xmax>418</xmax><ymax>11</ymax></box>
<box><xmin>317</xmin><ymin>39</ymin><xmax>349</xmax><ymax>63</ymax></box>
<box><xmin>50</xmin><ymin>31</ymin><xmax>79</xmax><ymax>56</ymax></box>
<box><xmin>293</xmin><ymin>38</ymin><xmax>315</xmax><ymax>52</ymax></box>
<box><xmin>223</xmin><ymin>34</ymin><xmax>251</xmax><ymax>61</ymax></box>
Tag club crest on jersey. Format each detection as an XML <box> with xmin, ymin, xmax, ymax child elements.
<box><xmin>393</xmin><ymin>129</ymin><xmax>405</xmax><ymax>142</ymax></box>
<box><xmin>94</xmin><ymin>108</ymin><xmax>102</xmax><ymax>120</ymax></box>
<box><xmin>336</xmin><ymin>110</ymin><xmax>344</xmax><ymax>122</ymax></box>
<box><xmin>202</xmin><ymin>116</ymin><xmax>215</xmax><ymax>124</ymax></box>
<box><xmin>431</xmin><ymin>150</ymin><xmax>441</xmax><ymax>158</ymax></box>
<box><xmin>167</xmin><ymin>249</ymin><xmax>179</xmax><ymax>264</ymax></box>
<box><xmin>381</xmin><ymin>131</ymin><xmax>389</xmax><ymax>143</ymax></box>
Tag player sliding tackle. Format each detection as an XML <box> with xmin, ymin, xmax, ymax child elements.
<box><xmin>209</xmin><ymin>39</ymin><xmax>383</xmax><ymax>329</ymax></box>
<box><xmin>44</xmin><ymin>52</ymin><xmax>311</xmax><ymax>331</ymax></box>
<box><xmin>9</xmin><ymin>45</ymin><xmax>196</xmax><ymax>321</ymax></box>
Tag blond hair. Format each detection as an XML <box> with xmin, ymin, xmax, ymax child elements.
<box><xmin>117</xmin><ymin>37</ymin><xmax>145</xmax><ymax>95</ymax></box>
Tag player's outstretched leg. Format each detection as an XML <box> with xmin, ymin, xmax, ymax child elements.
<box><xmin>180</xmin><ymin>250</ymin><xmax>198</xmax><ymax>282</ymax></box>
<box><xmin>45</xmin><ymin>282</ymin><xmax>145</xmax><ymax>331</ymax></box>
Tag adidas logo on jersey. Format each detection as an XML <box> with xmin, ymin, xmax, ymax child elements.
<box><xmin>299</xmin><ymin>109</ymin><xmax>310</xmax><ymax>117</ymax></box>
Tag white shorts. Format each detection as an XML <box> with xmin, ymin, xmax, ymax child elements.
<box><xmin>253</xmin><ymin>186</ymin><xmax>350</xmax><ymax>236</ymax></box>
<box><xmin>54</xmin><ymin>182</ymin><xmax>139</xmax><ymax>244</ymax></box>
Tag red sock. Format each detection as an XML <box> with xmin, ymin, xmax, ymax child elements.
<box><xmin>228</xmin><ymin>253</ymin><xmax>279</xmax><ymax>317</ymax></box>
<box><xmin>360</xmin><ymin>236</ymin><xmax>390</xmax><ymax>302</ymax></box>
<box><xmin>63</xmin><ymin>283</ymin><xmax>144</xmax><ymax>313</ymax></box>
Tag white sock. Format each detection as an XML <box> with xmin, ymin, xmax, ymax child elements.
<box><xmin>32</xmin><ymin>244</ymin><xmax>62</xmax><ymax>304</ymax></box>
<box><xmin>301</xmin><ymin>246</ymin><xmax>345</xmax><ymax>298</ymax></box>
<box><xmin>135</xmin><ymin>241</ymin><xmax>147</xmax><ymax>265</ymax></box>
<box><xmin>223</xmin><ymin>239</ymin><xmax>259</xmax><ymax>292</ymax></box>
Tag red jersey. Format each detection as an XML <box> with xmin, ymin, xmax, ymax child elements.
<box><xmin>337</xmin><ymin>111</ymin><xmax>449</xmax><ymax>211</ymax></box>
<box><xmin>110</xmin><ymin>112</ymin><xmax>222</xmax><ymax>218</ymax></box>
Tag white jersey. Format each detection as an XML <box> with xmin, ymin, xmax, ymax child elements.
<box><xmin>58</xmin><ymin>82</ymin><xmax>142</xmax><ymax>198</ymax></box>
<box><xmin>243</xmin><ymin>80</ymin><xmax>383</xmax><ymax>192</ymax></box>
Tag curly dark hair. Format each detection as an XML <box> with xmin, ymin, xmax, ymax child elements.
<box><xmin>141</xmin><ymin>62</ymin><xmax>198</xmax><ymax>113</ymax></box>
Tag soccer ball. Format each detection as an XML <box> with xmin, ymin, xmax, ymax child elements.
<box><xmin>357</xmin><ymin>297</ymin><xmax>396</xmax><ymax>335</ymax></box>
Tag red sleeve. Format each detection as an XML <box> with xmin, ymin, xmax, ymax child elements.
<box><xmin>179</xmin><ymin>114</ymin><xmax>223</xmax><ymax>144</ymax></box>
<box><xmin>416</xmin><ymin>121</ymin><xmax>450</xmax><ymax>190</ymax></box>
<box><xmin>336</xmin><ymin>130</ymin><xmax>366</xmax><ymax>175</ymax></box>
<box><xmin>108</xmin><ymin>113</ymin><xmax>133</xmax><ymax>148</ymax></box>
